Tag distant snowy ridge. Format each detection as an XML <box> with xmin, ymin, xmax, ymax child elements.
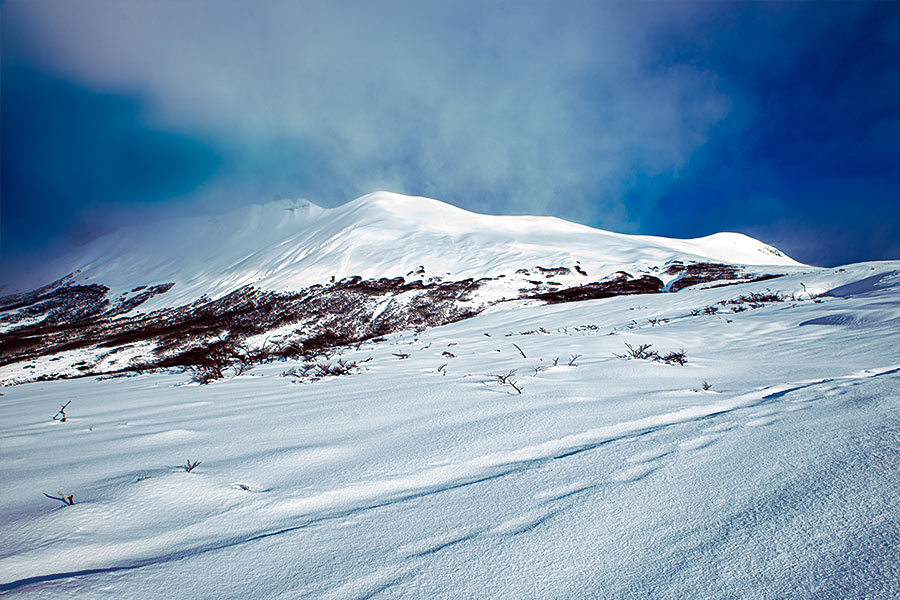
<box><xmin>18</xmin><ymin>191</ymin><xmax>800</xmax><ymax>311</ymax></box>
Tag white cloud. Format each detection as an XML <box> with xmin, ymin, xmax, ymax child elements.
<box><xmin>7</xmin><ymin>0</ymin><xmax>731</xmax><ymax>229</ymax></box>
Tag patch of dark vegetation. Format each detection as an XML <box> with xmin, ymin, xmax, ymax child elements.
<box><xmin>0</xmin><ymin>284</ymin><xmax>110</xmax><ymax>329</ymax></box>
<box><xmin>0</xmin><ymin>275</ymin><xmax>485</xmax><ymax>382</ymax></box>
<box><xmin>1</xmin><ymin>257</ymin><xmax>785</xmax><ymax>384</ymax></box>
<box><xmin>667</xmin><ymin>262</ymin><xmax>785</xmax><ymax>291</ymax></box>
<box><xmin>282</xmin><ymin>358</ymin><xmax>363</xmax><ymax>382</ymax></box>
<box><xmin>529</xmin><ymin>274</ymin><xmax>664</xmax><ymax>304</ymax></box>
<box><xmin>0</xmin><ymin>273</ymin><xmax>77</xmax><ymax>311</ymax></box>
<box><xmin>0</xmin><ymin>278</ymin><xmax>176</xmax><ymax>333</ymax></box>
<box><xmin>724</xmin><ymin>290</ymin><xmax>786</xmax><ymax>310</ymax></box>
<box><xmin>534</xmin><ymin>266</ymin><xmax>570</xmax><ymax>277</ymax></box>
<box><xmin>704</xmin><ymin>273</ymin><xmax>785</xmax><ymax>289</ymax></box>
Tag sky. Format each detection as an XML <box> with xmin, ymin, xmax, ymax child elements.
<box><xmin>2</xmin><ymin>0</ymin><xmax>899</xmax><ymax>272</ymax></box>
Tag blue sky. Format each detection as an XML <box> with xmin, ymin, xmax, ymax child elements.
<box><xmin>2</xmin><ymin>0</ymin><xmax>899</xmax><ymax>270</ymax></box>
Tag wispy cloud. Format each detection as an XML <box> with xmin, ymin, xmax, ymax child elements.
<box><xmin>3</xmin><ymin>0</ymin><xmax>899</xmax><ymax>268</ymax></box>
<box><xmin>4</xmin><ymin>1</ymin><xmax>728</xmax><ymax>225</ymax></box>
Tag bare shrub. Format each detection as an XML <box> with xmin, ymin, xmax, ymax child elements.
<box><xmin>532</xmin><ymin>365</ymin><xmax>548</xmax><ymax>377</ymax></box>
<box><xmin>701</xmin><ymin>381</ymin><xmax>712</xmax><ymax>391</ymax></box>
<box><xmin>190</xmin><ymin>365</ymin><xmax>223</xmax><ymax>384</ymax></box>
<box><xmin>231</xmin><ymin>357</ymin><xmax>252</xmax><ymax>376</ymax></box>
<box><xmin>727</xmin><ymin>289</ymin><xmax>786</xmax><ymax>310</ymax></box>
<box><xmin>660</xmin><ymin>350</ymin><xmax>688</xmax><ymax>366</ymax></box>
<box><xmin>615</xmin><ymin>343</ymin><xmax>686</xmax><ymax>366</ymax></box>
<box><xmin>183</xmin><ymin>459</ymin><xmax>202</xmax><ymax>473</ymax></box>
<box><xmin>52</xmin><ymin>400</ymin><xmax>71</xmax><ymax>422</ymax></box>
<box><xmin>492</xmin><ymin>370</ymin><xmax>523</xmax><ymax>394</ymax></box>
<box><xmin>567</xmin><ymin>353</ymin><xmax>582</xmax><ymax>366</ymax></box>
<box><xmin>316</xmin><ymin>359</ymin><xmax>358</xmax><ymax>377</ymax></box>
<box><xmin>614</xmin><ymin>343</ymin><xmax>659</xmax><ymax>361</ymax></box>
<box><xmin>282</xmin><ymin>358</ymin><xmax>361</xmax><ymax>382</ymax></box>
<box><xmin>281</xmin><ymin>366</ymin><xmax>303</xmax><ymax>378</ymax></box>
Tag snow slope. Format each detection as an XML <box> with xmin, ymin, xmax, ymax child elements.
<box><xmin>12</xmin><ymin>192</ymin><xmax>801</xmax><ymax>312</ymax></box>
<box><xmin>2</xmin><ymin>261</ymin><xmax>898</xmax><ymax>598</ymax></box>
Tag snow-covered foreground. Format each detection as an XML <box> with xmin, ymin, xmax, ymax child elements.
<box><xmin>2</xmin><ymin>263</ymin><xmax>899</xmax><ymax>598</ymax></box>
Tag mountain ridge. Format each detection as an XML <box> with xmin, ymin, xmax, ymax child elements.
<box><xmin>9</xmin><ymin>192</ymin><xmax>801</xmax><ymax>309</ymax></box>
<box><xmin>0</xmin><ymin>192</ymin><xmax>807</xmax><ymax>384</ymax></box>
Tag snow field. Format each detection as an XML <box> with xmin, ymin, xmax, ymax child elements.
<box><xmin>1</xmin><ymin>262</ymin><xmax>899</xmax><ymax>598</ymax></box>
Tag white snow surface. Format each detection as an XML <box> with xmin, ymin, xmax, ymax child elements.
<box><xmin>12</xmin><ymin>192</ymin><xmax>801</xmax><ymax>311</ymax></box>
<box><xmin>2</xmin><ymin>261</ymin><xmax>899</xmax><ymax>598</ymax></box>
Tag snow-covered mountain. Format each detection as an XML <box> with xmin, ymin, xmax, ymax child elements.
<box><xmin>0</xmin><ymin>192</ymin><xmax>804</xmax><ymax>384</ymax></box>
<box><xmin>9</xmin><ymin>191</ymin><xmax>798</xmax><ymax>309</ymax></box>
<box><xmin>2</xmin><ymin>192</ymin><xmax>899</xmax><ymax>598</ymax></box>
<box><xmin>0</xmin><ymin>191</ymin><xmax>809</xmax><ymax>385</ymax></box>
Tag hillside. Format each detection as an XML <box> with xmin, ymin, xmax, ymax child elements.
<box><xmin>1</xmin><ymin>253</ymin><xmax>898</xmax><ymax>598</ymax></box>
<box><xmin>0</xmin><ymin>192</ymin><xmax>802</xmax><ymax>385</ymax></box>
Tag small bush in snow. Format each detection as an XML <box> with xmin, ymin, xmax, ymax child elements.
<box><xmin>615</xmin><ymin>343</ymin><xmax>659</xmax><ymax>361</ymax></box>
<box><xmin>282</xmin><ymin>358</ymin><xmax>361</xmax><ymax>382</ymax></box>
<box><xmin>190</xmin><ymin>365</ymin><xmax>223</xmax><ymax>385</ymax></box>
<box><xmin>183</xmin><ymin>459</ymin><xmax>202</xmax><ymax>473</ymax></box>
<box><xmin>615</xmin><ymin>343</ymin><xmax>687</xmax><ymax>366</ymax></box>
<box><xmin>701</xmin><ymin>381</ymin><xmax>712</xmax><ymax>391</ymax></box>
<box><xmin>659</xmin><ymin>350</ymin><xmax>688</xmax><ymax>366</ymax></box>
<box><xmin>492</xmin><ymin>370</ymin><xmax>522</xmax><ymax>394</ymax></box>
<box><xmin>52</xmin><ymin>400</ymin><xmax>71</xmax><ymax>422</ymax></box>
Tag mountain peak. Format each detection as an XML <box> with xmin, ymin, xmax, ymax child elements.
<box><xmin>6</xmin><ymin>192</ymin><xmax>801</xmax><ymax>310</ymax></box>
